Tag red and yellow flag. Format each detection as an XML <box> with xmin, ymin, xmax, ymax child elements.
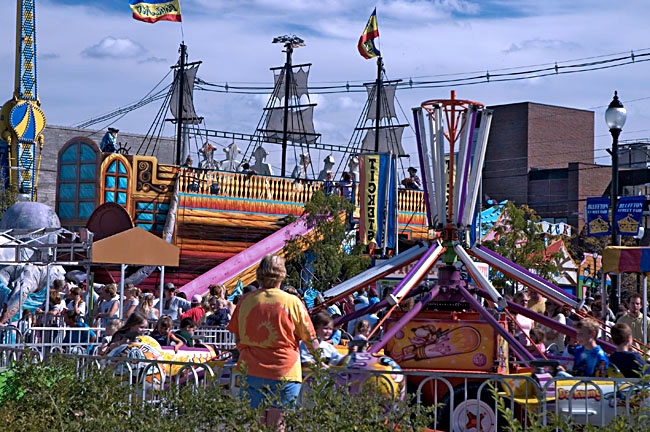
<box><xmin>129</xmin><ymin>0</ymin><xmax>182</xmax><ymax>23</ymax></box>
<box><xmin>358</xmin><ymin>8</ymin><xmax>380</xmax><ymax>59</ymax></box>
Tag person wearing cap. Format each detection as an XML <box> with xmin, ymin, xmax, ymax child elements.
<box><xmin>317</xmin><ymin>154</ymin><xmax>335</xmax><ymax>181</ymax></box>
<box><xmin>100</xmin><ymin>127</ymin><xmax>119</xmax><ymax>153</ymax></box>
<box><xmin>180</xmin><ymin>294</ymin><xmax>206</xmax><ymax>323</ymax></box>
<box><xmin>401</xmin><ymin>167</ymin><xmax>422</xmax><ymax>190</ymax></box>
<box><xmin>154</xmin><ymin>283</ymin><xmax>191</xmax><ymax>321</ymax></box>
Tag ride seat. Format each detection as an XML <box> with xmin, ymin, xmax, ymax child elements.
<box><xmin>607</xmin><ymin>363</ymin><xmax>624</xmax><ymax>379</ymax></box>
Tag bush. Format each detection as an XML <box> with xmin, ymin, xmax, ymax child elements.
<box><xmin>0</xmin><ymin>356</ymin><xmax>434</xmax><ymax>432</ymax></box>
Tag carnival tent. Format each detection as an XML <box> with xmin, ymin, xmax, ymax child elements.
<box><xmin>92</xmin><ymin>227</ymin><xmax>180</xmax><ymax>318</ymax></box>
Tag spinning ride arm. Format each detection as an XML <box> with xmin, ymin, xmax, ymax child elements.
<box><xmin>0</xmin><ymin>0</ymin><xmax>45</xmax><ymax>201</ymax></box>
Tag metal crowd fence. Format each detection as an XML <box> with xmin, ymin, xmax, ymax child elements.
<box><xmin>0</xmin><ymin>343</ymin><xmax>648</xmax><ymax>431</ymax></box>
<box><xmin>0</xmin><ymin>324</ymin><xmax>237</xmax><ymax>360</ymax></box>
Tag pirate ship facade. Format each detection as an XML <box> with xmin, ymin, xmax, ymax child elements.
<box><xmin>54</xmin><ymin>40</ymin><xmax>428</xmax><ymax>290</ymax></box>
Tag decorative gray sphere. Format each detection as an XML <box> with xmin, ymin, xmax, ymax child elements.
<box><xmin>0</xmin><ymin>202</ymin><xmax>61</xmax><ymax>230</ymax></box>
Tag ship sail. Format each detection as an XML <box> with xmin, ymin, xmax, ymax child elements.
<box><xmin>360</xmin><ymin>125</ymin><xmax>405</xmax><ymax>154</ymax></box>
<box><xmin>355</xmin><ymin>80</ymin><xmax>408</xmax><ymax>157</ymax></box>
<box><xmin>274</xmin><ymin>67</ymin><xmax>310</xmax><ymax>99</ymax></box>
<box><xmin>170</xmin><ymin>63</ymin><xmax>201</xmax><ymax>125</ymax></box>
<box><xmin>366</xmin><ymin>83</ymin><xmax>397</xmax><ymax>120</ymax></box>
<box><xmin>242</xmin><ymin>36</ymin><xmax>324</xmax><ymax>177</ymax></box>
<box><xmin>259</xmin><ymin>64</ymin><xmax>319</xmax><ymax>145</ymax></box>
<box><xmin>264</xmin><ymin>105</ymin><xmax>317</xmax><ymax>144</ymax></box>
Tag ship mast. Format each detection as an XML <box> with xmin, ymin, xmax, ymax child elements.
<box><xmin>374</xmin><ymin>56</ymin><xmax>383</xmax><ymax>152</ymax></box>
<box><xmin>175</xmin><ymin>43</ymin><xmax>186</xmax><ymax>166</ymax></box>
<box><xmin>276</xmin><ymin>35</ymin><xmax>304</xmax><ymax>177</ymax></box>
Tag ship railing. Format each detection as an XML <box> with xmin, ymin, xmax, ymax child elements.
<box><xmin>0</xmin><ymin>343</ymin><xmax>645</xmax><ymax>430</ymax></box>
<box><xmin>177</xmin><ymin>167</ymin><xmax>425</xmax><ymax>213</ymax></box>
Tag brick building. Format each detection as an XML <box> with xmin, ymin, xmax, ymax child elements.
<box><xmin>482</xmin><ymin>102</ymin><xmax>610</xmax><ymax>231</ymax></box>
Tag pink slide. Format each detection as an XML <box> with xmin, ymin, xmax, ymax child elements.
<box><xmin>179</xmin><ymin>217</ymin><xmax>312</xmax><ymax>298</ymax></box>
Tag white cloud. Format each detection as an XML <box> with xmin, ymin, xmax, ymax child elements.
<box><xmin>1</xmin><ymin>0</ymin><xmax>649</xmax><ymax>170</ymax></box>
<box><xmin>82</xmin><ymin>37</ymin><xmax>146</xmax><ymax>59</ymax></box>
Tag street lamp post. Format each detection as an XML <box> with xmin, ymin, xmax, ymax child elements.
<box><xmin>606</xmin><ymin>91</ymin><xmax>627</xmax><ymax>313</ymax></box>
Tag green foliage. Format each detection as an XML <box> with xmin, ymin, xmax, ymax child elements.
<box><xmin>482</xmin><ymin>202</ymin><xmax>564</xmax><ymax>295</ymax></box>
<box><xmin>0</xmin><ymin>356</ymin><xmax>434</xmax><ymax>432</ymax></box>
<box><xmin>284</xmin><ymin>190</ymin><xmax>370</xmax><ymax>293</ymax></box>
<box><xmin>0</xmin><ymin>183</ymin><xmax>18</xmax><ymax>220</ymax></box>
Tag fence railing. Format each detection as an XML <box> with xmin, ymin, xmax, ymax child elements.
<box><xmin>1</xmin><ymin>343</ymin><xmax>647</xmax><ymax>431</ymax></box>
<box><xmin>0</xmin><ymin>324</ymin><xmax>237</xmax><ymax>360</ymax></box>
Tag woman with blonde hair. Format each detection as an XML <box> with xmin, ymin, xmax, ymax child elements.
<box><xmin>136</xmin><ymin>292</ymin><xmax>159</xmax><ymax>321</ymax></box>
<box><xmin>209</xmin><ymin>284</ymin><xmax>235</xmax><ymax>316</ymax></box>
<box><xmin>122</xmin><ymin>284</ymin><xmax>141</xmax><ymax>319</ymax></box>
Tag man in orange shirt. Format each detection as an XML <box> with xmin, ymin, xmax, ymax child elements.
<box><xmin>227</xmin><ymin>254</ymin><xmax>319</xmax><ymax>420</ymax></box>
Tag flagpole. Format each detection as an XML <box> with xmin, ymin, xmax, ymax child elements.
<box><xmin>374</xmin><ymin>56</ymin><xmax>383</xmax><ymax>153</ymax></box>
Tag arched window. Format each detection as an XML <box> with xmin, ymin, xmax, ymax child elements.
<box><xmin>103</xmin><ymin>158</ymin><xmax>130</xmax><ymax>208</ymax></box>
<box><xmin>56</xmin><ymin>138</ymin><xmax>99</xmax><ymax>225</ymax></box>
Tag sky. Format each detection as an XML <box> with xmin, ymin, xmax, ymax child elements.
<box><xmin>2</xmin><ymin>0</ymin><xmax>650</xmax><ymax>174</ymax></box>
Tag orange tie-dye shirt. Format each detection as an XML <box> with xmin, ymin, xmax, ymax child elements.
<box><xmin>227</xmin><ymin>288</ymin><xmax>316</xmax><ymax>382</ymax></box>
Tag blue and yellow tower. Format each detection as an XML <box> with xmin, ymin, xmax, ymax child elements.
<box><xmin>0</xmin><ymin>0</ymin><xmax>45</xmax><ymax>201</ymax></box>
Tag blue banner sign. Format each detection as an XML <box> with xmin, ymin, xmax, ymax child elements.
<box><xmin>615</xmin><ymin>195</ymin><xmax>646</xmax><ymax>237</ymax></box>
<box><xmin>586</xmin><ymin>197</ymin><xmax>610</xmax><ymax>237</ymax></box>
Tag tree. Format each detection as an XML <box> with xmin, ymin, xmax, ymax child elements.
<box><xmin>283</xmin><ymin>190</ymin><xmax>370</xmax><ymax>293</ymax></box>
<box><xmin>481</xmin><ymin>202</ymin><xmax>564</xmax><ymax>295</ymax></box>
<box><xmin>0</xmin><ymin>175</ymin><xmax>18</xmax><ymax>220</ymax></box>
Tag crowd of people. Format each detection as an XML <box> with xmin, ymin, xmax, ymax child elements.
<box><xmin>18</xmin><ymin>277</ymin><xmax>245</xmax><ymax>356</ymax></box>
<box><xmin>6</xmin><ymin>253</ymin><xmax>650</xmax><ymax>431</ymax></box>
<box><xmin>510</xmin><ymin>289</ymin><xmax>648</xmax><ymax>379</ymax></box>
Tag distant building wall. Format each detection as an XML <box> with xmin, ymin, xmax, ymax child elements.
<box><xmin>482</xmin><ymin>102</ymin><xmax>598</xmax><ymax>231</ymax></box>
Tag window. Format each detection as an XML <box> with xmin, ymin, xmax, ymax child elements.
<box><xmin>103</xmin><ymin>158</ymin><xmax>130</xmax><ymax>208</ymax></box>
<box><xmin>134</xmin><ymin>200</ymin><xmax>169</xmax><ymax>233</ymax></box>
<box><xmin>57</xmin><ymin>139</ymin><xmax>99</xmax><ymax>223</ymax></box>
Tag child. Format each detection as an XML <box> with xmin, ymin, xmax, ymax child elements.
<box><xmin>529</xmin><ymin>327</ymin><xmax>546</xmax><ymax>355</ymax></box>
<box><xmin>98</xmin><ymin>318</ymin><xmax>123</xmax><ymax>355</ymax></box>
<box><xmin>174</xmin><ymin>318</ymin><xmax>197</xmax><ymax>348</ymax></box>
<box><xmin>106</xmin><ymin>313</ymin><xmax>149</xmax><ymax>354</ymax></box>
<box><xmin>151</xmin><ymin>315</ymin><xmax>184</xmax><ymax>352</ymax></box>
<box><xmin>349</xmin><ymin>319</ymin><xmax>371</xmax><ymax>353</ymax></box>
<box><xmin>353</xmin><ymin>319</ymin><xmax>371</xmax><ymax>340</ymax></box>
<box><xmin>300</xmin><ymin>311</ymin><xmax>346</xmax><ymax>367</ymax></box>
<box><xmin>609</xmin><ymin>322</ymin><xmax>645</xmax><ymax>378</ymax></box>
<box><xmin>566</xmin><ymin>318</ymin><xmax>609</xmax><ymax>377</ymax></box>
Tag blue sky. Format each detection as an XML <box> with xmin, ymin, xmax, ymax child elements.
<box><xmin>2</xmin><ymin>0</ymin><xmax>650</xmax><ymax>173</ymax></box>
